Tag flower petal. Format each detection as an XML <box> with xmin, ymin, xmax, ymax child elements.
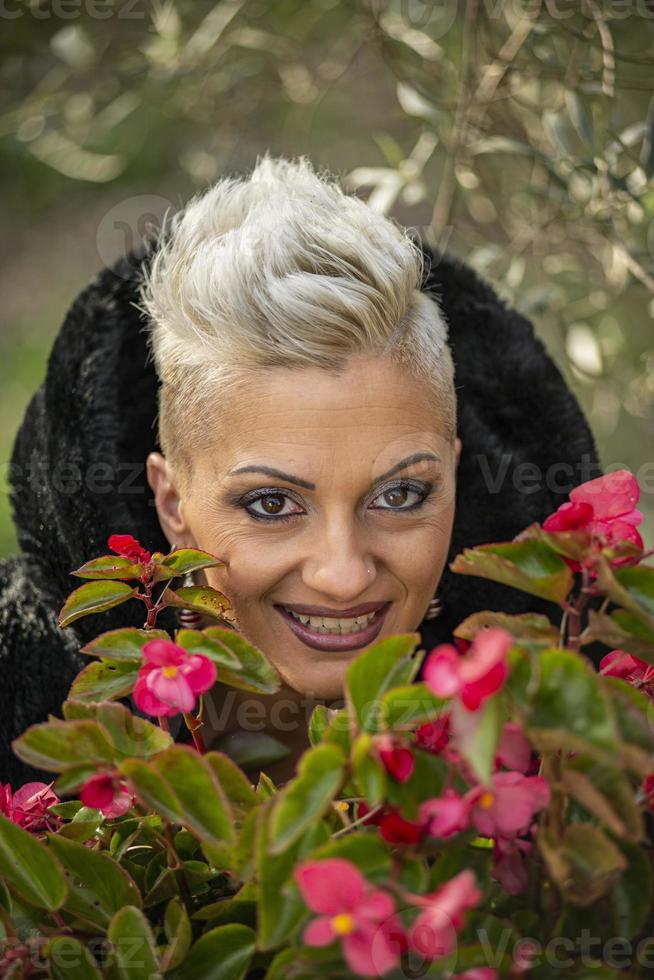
<box><xmin>294</xmin><ymin>859</ymin><xmax>365</xmax><ymax>914</ymax></box>
<box><xmin>423</xmin><ymin>645</ymin><xmax>462</xmax><ymax>698</ymax></box>
<box><xmin>182</xmin><ymin>654</ymin><xmax>217</xmax><ymax>695</ymax></box>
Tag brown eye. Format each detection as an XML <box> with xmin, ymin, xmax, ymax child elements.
<box><xmin>383</xmin><ymin>486</ymin><xmax>409</xmax><ymax>508</ymax></box>
<box><xmin>260</xmin><ymin>494</ymin><xmax>285</xmax><ymax>514</ymax></box>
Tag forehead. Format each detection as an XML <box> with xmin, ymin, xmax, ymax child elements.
<box><xmin>200</xmin><ymin>354</ymin><xmax>449</xmax><ymax>477</ymax></box>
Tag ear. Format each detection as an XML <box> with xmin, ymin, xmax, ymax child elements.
<box><xmin>146</xmin><ymin>452</ymin><xmax>197</xmax><ymax>549</ymax></box>
<box><xmin>454</xmin><ymin>437</ymin><xmax>462</xmax><ymax>469</ymax></box>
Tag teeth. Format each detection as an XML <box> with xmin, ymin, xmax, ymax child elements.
<box><xmin>285</xmin><ymin>608</ymin><xmax>379</xmax><ymax>634</ymax></box>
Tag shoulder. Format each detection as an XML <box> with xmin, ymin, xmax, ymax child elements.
<box><xmin>0</xmin><ymin>554</ymin><xmax>85</xmax><ymax>786</ymax></box>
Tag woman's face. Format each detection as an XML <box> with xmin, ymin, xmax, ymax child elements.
<box><xmin>149</xmin><ymin>353</ymin><xmax>460</xmax><ymax>699</ymax></box>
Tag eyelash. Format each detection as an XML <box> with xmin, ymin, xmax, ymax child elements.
<box><xmin>238</xmin><ymin>479</ymin><xmax>434</xmax><ymax>524</ymax></box>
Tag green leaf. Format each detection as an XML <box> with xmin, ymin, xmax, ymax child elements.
<box><xmin>157</xmin><ymin>547</ymin><xmax>225</xmax><ymax>578</ymax></box>
<box><xmin>611</xmin><ymin>839</ymin><xmax>653</xmax><ymax>939</ymax></box>
<box><xmin>80</xmin><ymin>627</ymin><xmax>169</xmax><ymax>663</ymax></box>
<box><xmin>602</xmin><ymin>677</ymin><xmax>654</xmax><ymax>777</ymax></box>
<box><xmin>204</xmin><ymin>751</ymin><xmax>258</xmax><ymax>817</ymax></box>
<box><xmin>309</xmin><ymin>832</ymin><xmax>393</xmax><ymax>885</ymax></box>
<box><xmin>161</xmin><ymin>898</ymin><xmax>192</xmax><ymax>972</ymax></box>
<box><xmin>346</xmin><ymin>633</ymin><xmax>422</xmax><ymax>733</ymax></box>
<box><xmin>68</xmin><ymin>660</ymin><xmax>140</xmax><ymax>703</ymax></box>
<box><xmin>166</xmin><ymin>924</ymin><xmax>255</xmax><ymax>980</ymax></box>
<box><xmin>47</xmin><ymin>834</ymin><xmax>141</xmax><ymax>928</ymax></box>
<box><xmin>308</xmin><ymin>704</ymin><xmax>330</xmax><ymax>745</ymax></box>
<box><xmin>164</xmin><ymin>586</ymin><xmax>231</xmax><ymax>620</ymax></box>
<box><xmin>151</xmin><ymin>746</ymin><xmax>235</xmax><ymax>846</ymax></box>
<box><xmin>119</xmin><ymin>759</ymin><xmax>186</xmax><ymax>825</ymax></box>
<box><xmin>90</xmin><ymin>701</ymin><xmax>172</xmax><ymax>759</ymax></box>
<box><xmin>213</xmin><ymin>731</ymin><xmax>290</xmax><ymax>771</ymax></box>
<box><xmin>202</xmin><ymin>628</ymin><xmax>281</xmax><ymax>694</ymax></box>
<box><xmin>450</xmin><ymin>538</ymin><xmax>573</xmax><ymax>605</ymax></box>
<box><xmin>538</xmin><ymin>823</ymin><xmax>627</xmax><ymax>907</ymax></box>
<box><xmin>561</xmin><ymin>760</ymin><xmax>643</xmax><ymax>841</ymax></box>
<box><xmin>527</xmin><ymin>649</ymin><xmax>619</xmax><ymax>762</ymax></box>
<box><xmin>451</xmin><ymin>695</ymin><xmax>505</xmax><ymax>785</ymax></box>
<box><xmin>268</xmin><ymin>744</ymin><xmax>345</xmax><ymax>855</ymax></box>
<box><xmin>0</xmin><ymin>812</ymin><xmax>67</xmax><ymax>910</ymax></box>
<box><xmin>352</xmin><ymin>733</ymin><xmax>387</xmax><ymax>806</ymax></box>
<box><xmin>12</xmin><ymin>719</ymin><xmax>114</xmax><ymax>772</ymax></box>
<box><xmin>595</xmin><ymin>560</ymin><xmax>654</xmax><ymax>633</ymax></box>
<box><xmin>58</xmin><ymin>580</ymin><xmax>138</xmax><ymax>628</ymax></box>
<box><xmin>46</xmin><ymin>936</ymin><xmax>103</xmax><ymax>978</ymax></box>
<box><xmin>106</xmin><ymin>905</ymin><xmax>161</xmax><ymax>978</ymax></box>
<box><xmin>256</xmin><ymin>805</ymin><xmax>329</xmax><ymax>950</ymax></box>
<box><xmin>583</xmin><ymin>609</ymin><xmax>654</xmax><ymax>663</ymax></box>
<box><xmin>174</xmin><ymin>628</ymin><xmax>242</xmax><ymax>670</ymax></box>
<box><xmin>380</xmin><ymin>683</ymin><xmax>448</xmax><ymax>730</ymax></box>
<box><xmin>455</xmin><ymin>610</ymin><xmax>559</xmax><ymax>646</ymax></box>
<box><xmin>72</xmin><ymin>555</ymin><xmax>144</xmax><ymax>581</ymax></box>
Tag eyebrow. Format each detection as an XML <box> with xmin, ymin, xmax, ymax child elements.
<box><xmin>228</xmin><ymin>452</ymin><xmax>441</xmax><ymax>491</ymax></box>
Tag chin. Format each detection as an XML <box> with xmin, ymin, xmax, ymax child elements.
<box><xmin>275</xmin><ymin>659</ymin><xmax>355</xmax><ymax>701</ymax></box>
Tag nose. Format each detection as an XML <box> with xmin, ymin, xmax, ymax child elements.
<box><xmin>301</xmin><ymin>513</ymin><xmax>377</xmax><ymax>602</ymax></box>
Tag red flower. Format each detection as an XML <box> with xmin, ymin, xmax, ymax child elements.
<box><xmin>415</xmin><ymin>713</ymin><xmax>451</xmax><ymax>755</ymax></box>
<box><xmin>133</xmin><ymin>639</ymin><xmax>217</xmax><ymax>718</ymax></box>
<box><xmin>108</xmin><ymin>533</ymin><xmax>152</xmax><ymax>565</ymax></box>
<box><xmin>642</xmin><ymin>774</ymin><xmax>654</xmax><ymax>812</ymax></box>
<box><xmin>357</xmin><ymin>803</ymin><xmax>424</xmax><ymax>846</ymax></box>
<box><xmin>423</xmin><ymin>628</ymin><xmax>512</xmax><ymax>711</ymax></box>
<box><xmin>408</xmin><ymin>870</ymin><xmax>482</xmax><ymax>961</ymax></box>
<box><xmin>543</xmin><ymin>470</ymin><xmax>643</xmax><ymax>570</ymax></box>
<box><xmin>294</xmin><ymin>858</ymin><xmax>406</xmax><ymax>977</ymax></box>
<box><xmin>0</xmin><ymin>781</ymin><xmax>61</xmax><ymax>833</ymax></box>
<box><xmin>599</xmin><ymin>650</ymin><xmax>654</xmax><ymax>699</ymax></box>
<box><xmin>80</xmin><ymin>772</ymin><xmax>134</xmax><ymax>819</ymax></box>
<box><xmin>375</xmin><ymin>735</ymin><xmax>415</xmax><ymax>783</ymax></box>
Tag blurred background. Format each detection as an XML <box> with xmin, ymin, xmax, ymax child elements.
<box><xmin>1</xmin><ymin>0</ymin><xmax>654</xmax><ymax>555</ymax></box>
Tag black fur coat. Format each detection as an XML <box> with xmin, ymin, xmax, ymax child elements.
<box><xmin>0</xmin><ymin>239</ymin><xmax>602</xmax><ymax>785</ymax></box>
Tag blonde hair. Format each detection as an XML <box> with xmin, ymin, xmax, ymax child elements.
<box><xmin>139</xmin><ymin>152</ymin><xmax>456</xmax><ymax>494</ymax></box>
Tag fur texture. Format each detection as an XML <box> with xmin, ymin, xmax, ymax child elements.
<box><xmin>0</xmin><ymin>238</ymin><xmax>602</xmax><ymax>784</ymax></box>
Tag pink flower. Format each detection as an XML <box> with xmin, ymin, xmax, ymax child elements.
<box><xmin>495</xmin><ymin>722</ymin><xmax>532</xmax><ymax>774</ymax></box>
<box><xmin>108</xmin><ymin>533</ymin><xmax>152</xmax><ymax>565</ymax></box>
<box><xmin>409</xmin><ymin>870</ymin><xmax>482</xmax><ymax>960</ymax></box>
<box><xmin>419</xmin><ymin>789</ymin><xmax>471</xmax><ymax>839</ymax></box>
<box><xmin>466</xmin><ymin>771</ymin><xmax>550</xmax><ymax>839</ymax></box>
<box><xmin>492</xmin><ymin>836</ymin><xmax>532</xmax><ymax>895</ymax></box>
<box><xmin>133</xmin><ymin>639</ymin><xmax>217</xmax><ymax>718</ymax></box>
<box><xmin>375</xmin><ymin>735</ymin><xmax>415</xmax><ymax>783</ymax></box>
<box><xmin>423</xmin><ymin>628</ymin><xmax>512</xmax><ymax>711</ymax></box>
<box><xmin>543</xmin><ymin>470</ymin><xmax>643</xmax><ymax>570</ymax></box>
<box><xmin>294</xmin><ymin>858</ymin><xmax>406</xmax><ymax>977</ymax></box>
<box><xmin>0</xmin><ymin>781</ymin><xmax>61</xmax><ymax>833</ymax></box>
<box><xmin>80</xmin><ymin>772</ymin><xmax>134</xmax><ymax>819</ymax></box>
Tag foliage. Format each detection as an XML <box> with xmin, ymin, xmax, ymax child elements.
<box><xmin>0</xmin><ymin>473</ymin><xmax>653</xmax><ymax>977</ymax></box>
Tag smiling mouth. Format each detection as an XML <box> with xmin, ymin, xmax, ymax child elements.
<box><xmin>273</xmin><ymin>602</ymin><xmax>391</xmax><ymax>652</ymax></box>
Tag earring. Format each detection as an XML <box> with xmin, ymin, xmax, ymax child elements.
<box><xmin>424</xmin><ymin>591</ymin><xmax>444</xmax><ymax>620</ymax></box>
<box><xmin>176</xmin><ymin>569</ymin><xmax>202</xmax><ymax>628</ymax></box>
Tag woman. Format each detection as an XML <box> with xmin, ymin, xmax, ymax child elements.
<box><xmin>0</xmin><ymin>153</ymin><xmax>600</xmax><ymax>785</ymax></box>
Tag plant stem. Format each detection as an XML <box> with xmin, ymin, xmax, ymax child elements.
<box><xmin>182</xmin><ymin>713</ymin><xmax>206</xmax><ymax>753</ymax></box>
<box><xmin>163</xmin><ymin>823</ymin><xmax>193</xmax><ymax>913</ymax></box>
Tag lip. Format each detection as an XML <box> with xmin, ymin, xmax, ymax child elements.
<box><xmin>274</xmin><ymin>601</ymin><xmax>391</xmax><ymax>653</ymax></box>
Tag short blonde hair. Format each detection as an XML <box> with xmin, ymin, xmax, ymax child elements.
<box><xmin>139</xmin><ymin>152</ymin><xmax>456</xmax><ymax>495</ymax></box>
